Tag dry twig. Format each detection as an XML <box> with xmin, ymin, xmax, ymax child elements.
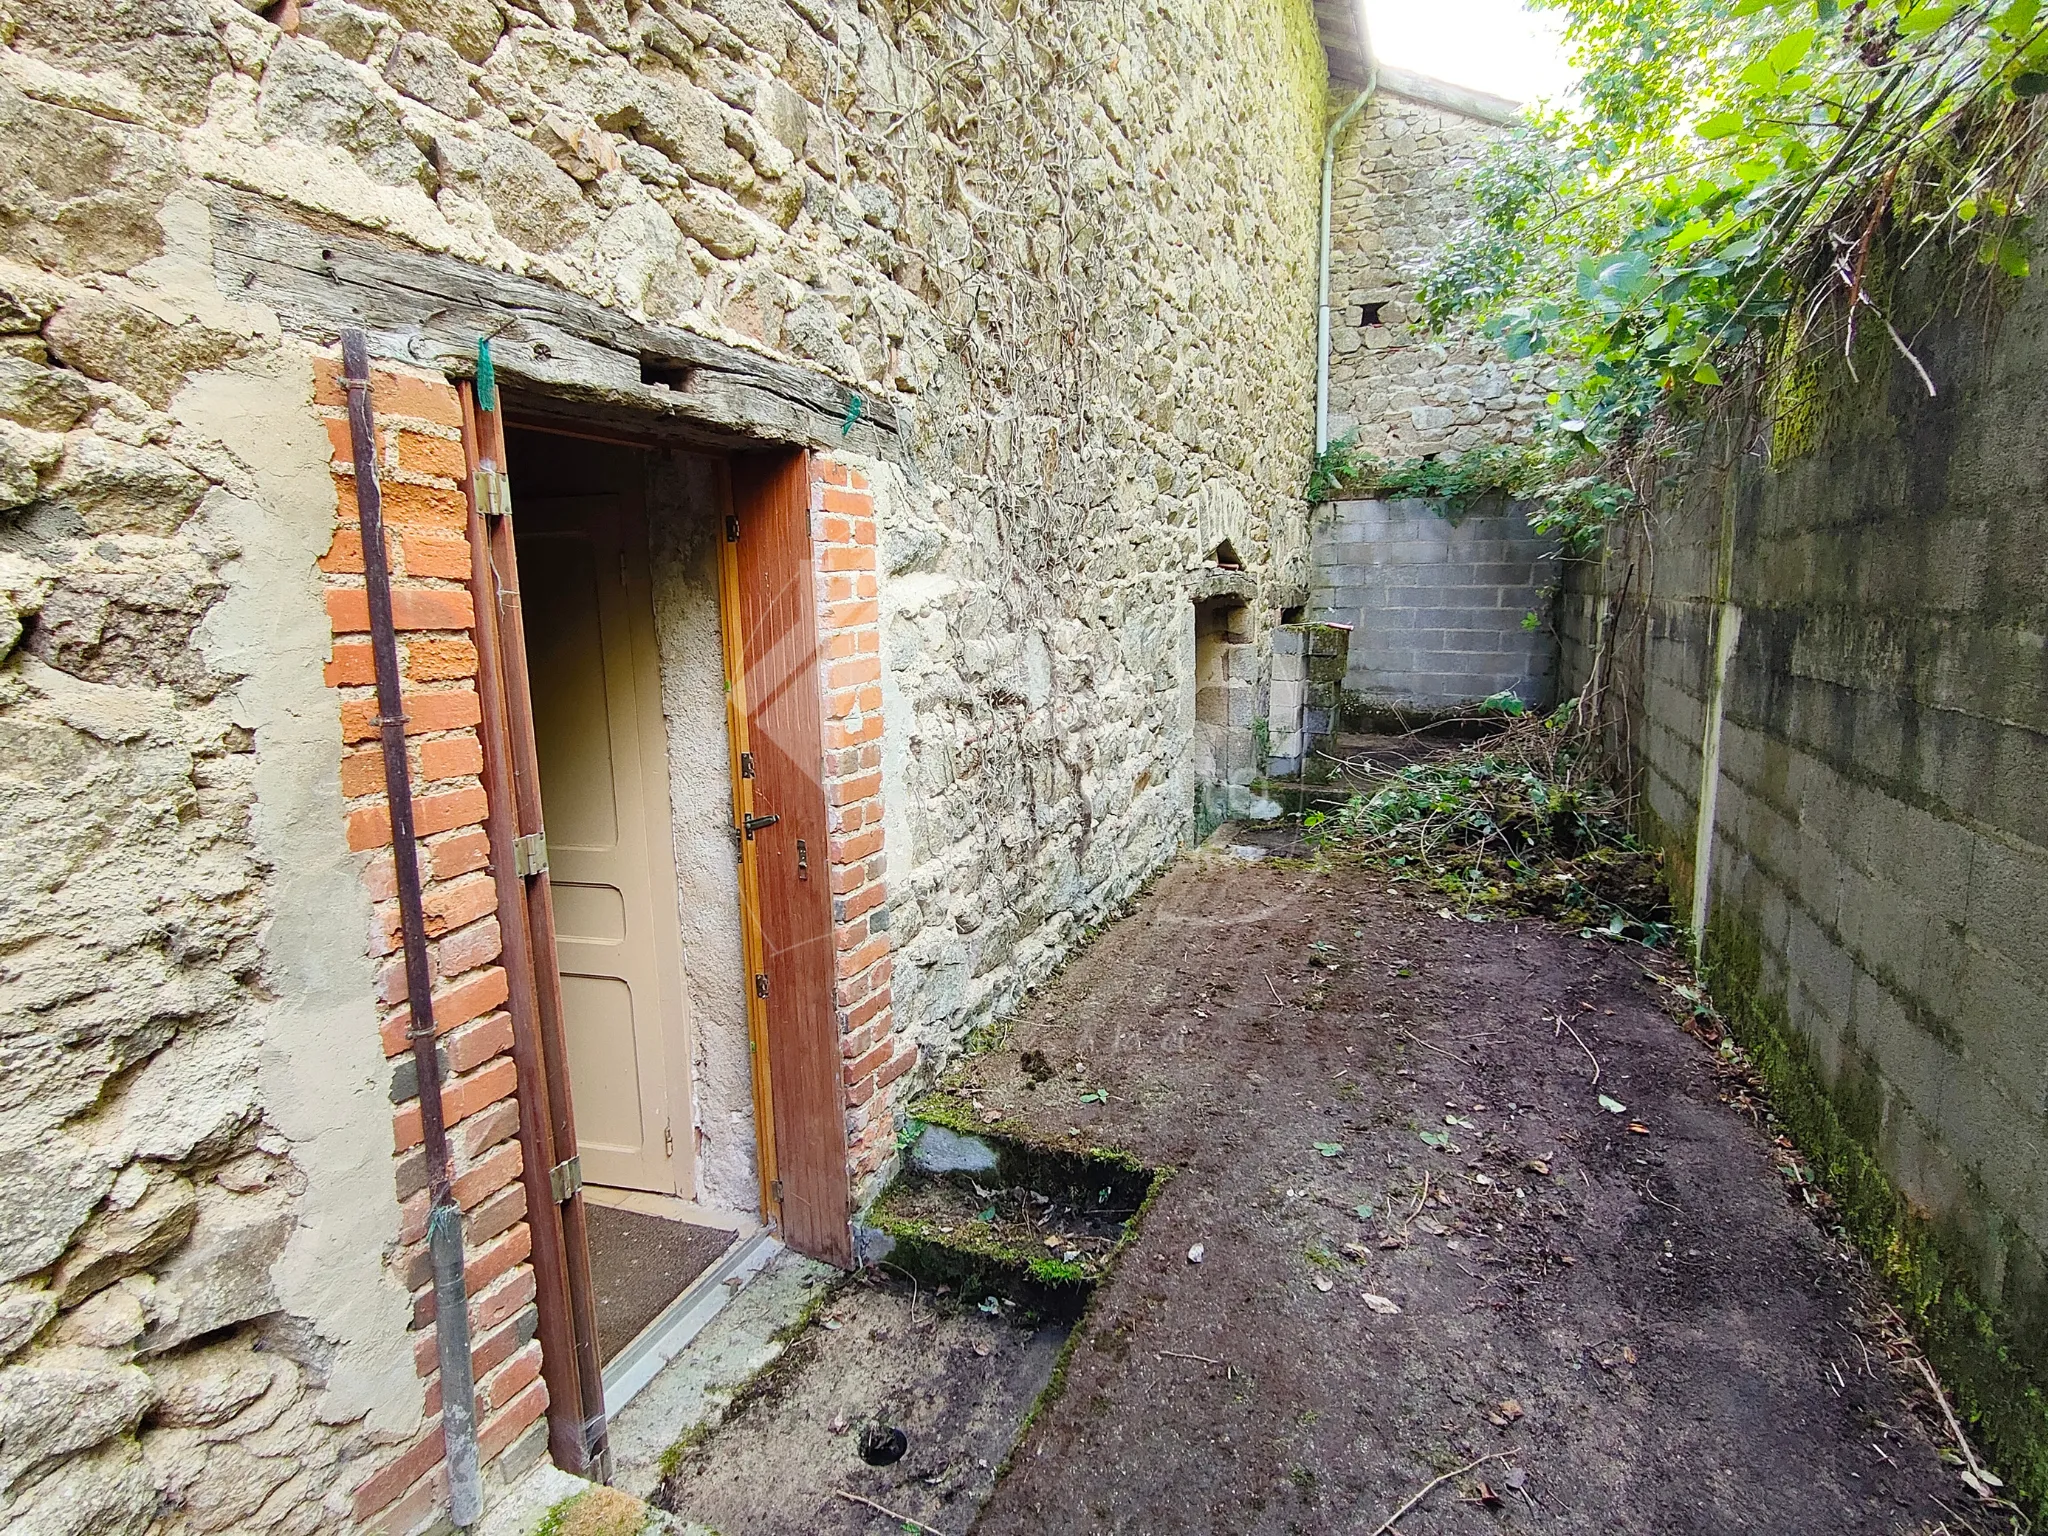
<box><xmin>1365</xmin><ymin>1452</ymin><xmax>1518</xmax><ymax>1536</ymax></box>
<box><xmin>833</xmin><ymin>1489</ymin><xmax>954</xmax><ymax>1536</ymax></box>
<box><xmin>1554</xmin><ymin>1012</ymin><xmax>1603</xmax><ymax>1086</ymax></box>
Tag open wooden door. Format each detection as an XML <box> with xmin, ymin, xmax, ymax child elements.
<box><xmin>723</xmin><ymin>449</ymin><xmax>853</xmax><ymax>1268</ymax></box>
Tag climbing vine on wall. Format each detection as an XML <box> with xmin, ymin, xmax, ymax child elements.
<box><xmin>1309</xmin><ymin>435</ymin><xmax>1634</xmax><ymax>553</ymax></box>
<box><xmin>1424</xmin><ymin>0</ymin><xmax>2048</xmax><ymax>449</ymax></box>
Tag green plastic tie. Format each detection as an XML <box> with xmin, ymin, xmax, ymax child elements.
<box><xmin>841</xmin><ymin>391</ymin><xmax>864</xmax><ymax>437</ymax></box>
<box><xmin>476</xmin><ymin>337</ymin><xmax>497</xmax><ymax>412</ymax></box>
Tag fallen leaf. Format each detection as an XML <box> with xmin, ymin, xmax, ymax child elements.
<box><xmin>1598</xmin><ymin>1094</ymin><xmax>1627</xmax><ymax>1114</ymax></box>
<box><xmin>1355</xmin><ymin>1203</ymin><xmax>1375</xmax><ymax>1221</ymax></box>
<box><xmin>1526</xmin><ymin>1159</ymin><xmax>1550</xmax><ymax>1175</ymax></box>
<box><xmin>1043</xmin><ymin>1235</ymin><xmax>1064</xmax><ymax>1249</ymax></box>
<box><xmin>1187</xmin><ymin>1243</ymin><xmax>1205</xmax><ymax>1264</ymax></box>
<box><xmin>1627</xmin><ymin>1121</ymin><xmax>1651</xmax><ymax>1135</ymax></box>
<box><xmin>1499</xmin><ymin>1398</ymin><xmax>1524</xmax><ymax>1420</ymax></box>
<box><xmin>1314</xmin><ymin>1141</ymin><xmax>1343</xmax><ymax>1157</ymax></box>
<box><xmin>1377</xmin><ymin>1235</ymin><xmax>1408</xmax><ymax>1250</ymax></box>
<box><xmin>1361</xmin><ymin>1293</ymin><xmax>1403</xmax><ymax>1315</ymax></box>
<box><xmin>1416</xmin><ymin>1216</ymin><xmax>1450</xmax><ymax>1237</ymax></box>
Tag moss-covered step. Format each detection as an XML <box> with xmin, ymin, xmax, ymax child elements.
<box><xmin>860</xmin><ymin>1110</ymin><xmax>1164</xmax><ymax>1324</ymax></box>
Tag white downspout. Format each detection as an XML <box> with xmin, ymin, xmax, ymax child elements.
<box><xmin>1316</xmin><ymin>34</ymin><xmax>1377</xmax><ymax>455</ymax></box>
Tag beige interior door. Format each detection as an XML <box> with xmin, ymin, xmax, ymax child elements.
<box><xmin>519</xmin><ymin>491</ymin><xmax>694</xmax><ymax>1196</ymax></box>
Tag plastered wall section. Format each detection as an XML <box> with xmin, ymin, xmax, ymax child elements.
<box><xmin>647</xmin><ymin>452</ymin><xmax>757</xmax><ymax>1214</ymax></box>
<box><xmin>1565</xmin><ymin>271</ymin><xmax>2048</xmax><ymax>1451</ymax></box>
<box><xmin>1309</xmin><ymin>495</ymin><xmax>1558</xmax><ymax>709</ymax></box>
<box><xmin>1325</xmin><ymin>89</ymin><xmax>1554</xmax><ymax>456</ymax></box>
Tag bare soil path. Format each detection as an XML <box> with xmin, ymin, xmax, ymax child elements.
<box><xmin>941</xmin><ymin>848</ymin><xmax>1982</xmax><ymax>1535</ymax></box>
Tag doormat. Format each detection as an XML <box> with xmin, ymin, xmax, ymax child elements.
<box><xmin>586</xmin><ymin>1204</ymin><xmax>737</xmax><ymax>1364</ymax></box>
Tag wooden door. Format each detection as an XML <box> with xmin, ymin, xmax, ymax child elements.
<box><xmin>726</xmin><ymin>450</ymin><xmax>852</xmax><ymax>1266</ymax></box>
<box><xmin>517</xmin><ymin>492</ymin><xmax>693</xmax><ymax>1196</ymax></box>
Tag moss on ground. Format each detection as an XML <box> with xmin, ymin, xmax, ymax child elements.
<box><xmin>868</xmin><ymin>1114</ymin><xmax>1166</xmax><ymax>1323</ymax></box>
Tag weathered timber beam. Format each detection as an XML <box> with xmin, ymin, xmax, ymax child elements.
<box><xmin>207</xmin><ymin>187</ymin><xmax>901</xmax><ymax>458</ymax></box>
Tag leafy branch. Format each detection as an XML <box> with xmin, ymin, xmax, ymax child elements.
<box><xmin>1425</xmin><ymin>0</ymin><xmax>2048</xmax><ymax>447</ymax></box>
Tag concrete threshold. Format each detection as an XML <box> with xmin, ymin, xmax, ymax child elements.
<box><xmin>606</xmin><ymin>1244</ymin><xmax>842</xmax><ymax>1500</ymax></box>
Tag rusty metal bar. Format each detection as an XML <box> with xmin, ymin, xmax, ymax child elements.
<box><xmin>341</xmin><ymin>329</ymin><xmax>483</xmax><ymax>1525</ymax></box>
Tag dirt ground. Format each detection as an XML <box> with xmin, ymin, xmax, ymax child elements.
<box><xmin>654</xmin><ymin>1277</ymin><xmax>1067</xmax><ymax>1535</ymax></box>
<box><xmin>942</xmin><ymin>846</ymin><xmax>1994</xmax><ymax>1535</ymax></box>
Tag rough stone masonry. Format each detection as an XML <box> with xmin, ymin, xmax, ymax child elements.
<box><xmin>0</xmin><ymin>0</ymin><xmax>1328</xmax><ymax>1531</ymax></box>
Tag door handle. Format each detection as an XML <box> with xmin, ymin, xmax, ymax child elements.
<box><xmin>743</xmin><ymin>812</ymin><xmax>780</xmax><ymax>839</ymax></box>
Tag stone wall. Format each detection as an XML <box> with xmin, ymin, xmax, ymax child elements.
<box><xmin>0</xmin><ymin>0</ymin><xmax>1327</xmax><ymax>1529</ymax></box>
<box><xmin>1325</xmin><ymin>84</ymin><xmax>1552</xmax><ymax>457</ymax></box>
<box><xmin>1309</xmin><ymin>495</ymin><xmax>1558</xmax><ymax>710</ymax></box>
<box><xmin>1559</xmin><ymin>267</ymin><xmax>2048</xmax><ymax>1495</ymax></box>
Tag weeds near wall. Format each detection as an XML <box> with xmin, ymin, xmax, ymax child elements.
<box><xmin>1308</xmin><ymin>434</ymin><xmax>1635</xmax><ymax>553</ymax></box>
<box><xmin>1306</xmin><ymin>714</ymin><xmax>1674</xmax><ymax>942</ymax></box>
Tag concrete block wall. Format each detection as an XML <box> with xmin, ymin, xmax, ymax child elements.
<box><xmin>1308</xmin><ymin>496</ymin><xmax>1559</xmax><ymax>710</ymax></box>
<box><xmin>1571</xmin><ymin>261</ymin><xmax>2048</xmax><ymax>1491</ymax></box>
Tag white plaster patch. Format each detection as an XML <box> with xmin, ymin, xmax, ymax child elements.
<box><xmin>178</xmin><ymin>348</ymin><xmax>419</xmax><ymax>1437</ymax></box>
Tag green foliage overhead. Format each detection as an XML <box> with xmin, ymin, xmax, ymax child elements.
<box><xmin>1422</xmin><ymin>0</ymin><xmax>2048</xmax><ymax>445</ymax></box>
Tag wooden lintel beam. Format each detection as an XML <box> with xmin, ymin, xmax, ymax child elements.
<box><xmin>207</xmin><ymin>187</ymin><xmax>901</xmax><ymax>459</ymax></box>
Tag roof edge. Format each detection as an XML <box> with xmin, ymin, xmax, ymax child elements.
<box><xmin>1376</xmin><ymin>64</ymin><xmax>1523</xmax><ymax>126</ymax></box>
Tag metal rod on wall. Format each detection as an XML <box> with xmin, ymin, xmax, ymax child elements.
<box><xmin>342</xmin><ymin>328</ymin><xmax>484</xmax><ymax>1526</ymax></box>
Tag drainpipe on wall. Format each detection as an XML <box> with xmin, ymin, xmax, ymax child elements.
<box><xmin>1316</xmin><ymin>24</ymin><xmax>1378</xmax><ymax>457</ymax></box>
<box><xmin>342</xmin><ymin>329</ymin><xmax>485</xmax><ymax>1527</ymax></box>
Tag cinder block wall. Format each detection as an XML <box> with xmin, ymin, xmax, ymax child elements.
<box><xmin>1564</xmin><ymin>265</ymin><xmax>2048</xmax><ymax>1494</ymax></box>
<box><xmin>1308</xmin><ymin>496</ymin><xmax>1558</xmax><ymax>710</ymax></box>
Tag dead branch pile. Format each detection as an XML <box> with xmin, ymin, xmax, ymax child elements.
<box><xmin>1309</xmin><ymin>716</ymin><xmax>1673</xmax><ymax>943</ymax></box>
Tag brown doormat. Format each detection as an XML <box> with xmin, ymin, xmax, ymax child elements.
<box><xmin>585</xmin><ymin>1204</ymin><xmax>737</xmax><ymax>1364</ymax></box>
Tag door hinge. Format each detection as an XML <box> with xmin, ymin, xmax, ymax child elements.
<box><xmin>548</xmin><ymin>1154</ymin><xmax>583</xmax><ymax>1204</ymax></box>
<box><xmin>755</xmin><ymin>973</ymin><xmax>770</xmax><ymax>998</ymax></box>
<box><xmin>472</xmin><ymin>465</ymin><xmax>513</xmax><ymax>520</ymax></box>
<box><xmin>739</xmin><ymin>751</ymin><xmax>755</xmax><ymax>779</ymax></box>
<box><xmin>664</xmin><ymin>1121</ymin><xmax>674</xmax><ymax>1158</ymax></box>
<box><xmin>725</xmin><ymin>514</ymin><xmax>740</xmax><ymax>543</ymax></box>
<box><xmin>769</xmin><ymin>1178</ymin><xmax>784</xmax><ymax>1205</ymax></box>
<box><xmin>512</xmin><ymin>830</ymin><xmax>548</xmax><ymax>877</ymax></box>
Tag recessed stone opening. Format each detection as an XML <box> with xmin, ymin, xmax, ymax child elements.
<box><xmin>1192</xmin><ymin>596</ymin><xmax>1257</xmax><ymax>833</ymax></box>
<box><xmin>1359</xmin><ymin>301</ymin><xmax>1386</xmax><ymax>326</ymax></box>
